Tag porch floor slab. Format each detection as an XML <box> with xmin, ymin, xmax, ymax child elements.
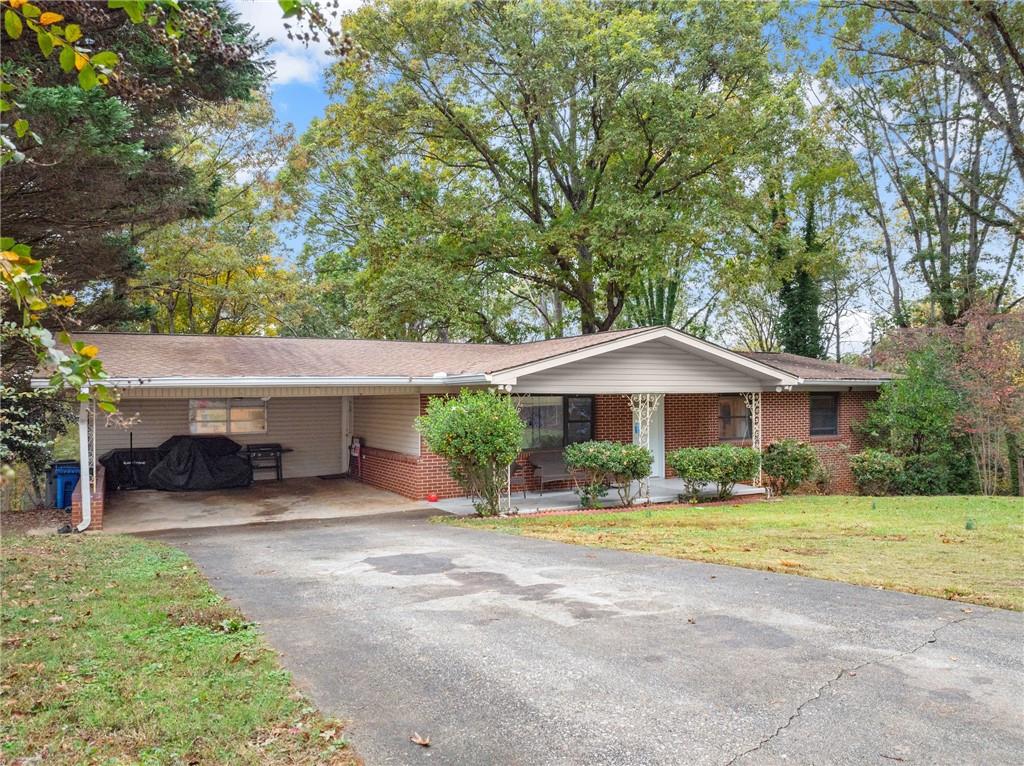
<box><xmin>433</xmin><ymin>477</ymin><xmax>764</xmax><ymax>516</ymax></box>
<box><xmin>102</xmin><ymin>477</ymin><xmax>428</xmax><ymax>534</ymax></box>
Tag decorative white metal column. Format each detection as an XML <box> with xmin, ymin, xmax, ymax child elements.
<box><xmin>627</xmin><ymin>393</ymin><xmax>664</xmax><ymax>503</ymax></box>
<box><xmin>741</xmin><ymin>391</ymin><xmax>762</xmax><ymax>487</ymax></box>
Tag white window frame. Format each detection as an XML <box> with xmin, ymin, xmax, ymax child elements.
<box><xmin>189</xmin><ymin>398</ymin><xmax>268</xmax><ymax>435</ymax></box>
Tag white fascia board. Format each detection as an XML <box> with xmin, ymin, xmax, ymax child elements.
<box><xmin>31</xmin><ymin>374</ymin><xmax>492</xmax><ymax>390</ymax></box>
<box><xmin>489</xmin><ymin>327</ymin><xmax>800</xmax><ymax>386</ymax></box>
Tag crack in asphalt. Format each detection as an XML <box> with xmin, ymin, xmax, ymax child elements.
<box><xmin>722</xmin><ymin>612</ymin><xmax>979</xmax><ymax>766</ymax></box>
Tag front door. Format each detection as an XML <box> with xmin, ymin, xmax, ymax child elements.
<box><xmin>633</xmin><ymin>396</ymin><xmax>665</xmax><ymax>478</ymax></box>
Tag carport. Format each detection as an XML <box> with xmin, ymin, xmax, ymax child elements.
<box><xmin>47</xmin><ymin>333</ymin><xmax>487</xmax><ymax>531</ymax></box>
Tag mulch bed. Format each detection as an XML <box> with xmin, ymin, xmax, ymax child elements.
<box><xmin>1</xmin><ymin>507</ymin><xmax>71</xmax><ymax>536</ymax></box>
<box><xmin>507</xmin><ymin>491</ymin><xmax>767</xmax><ymax>518</ymax></box>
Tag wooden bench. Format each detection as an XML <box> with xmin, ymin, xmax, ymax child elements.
<box><xmin>530</xmin><ymin>451</ymin><xmax>578</xmax><ymax>495</ymax></box>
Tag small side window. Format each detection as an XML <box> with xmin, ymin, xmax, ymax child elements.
<box><xmin>190</xmin><ymin>398</ymin><xmax>267</xmax><ymax>435</ymax></box>
<box><xmin>809</xmin><ymin>393</ymin><xmax>839</xmax><ymax>436</ymax></box>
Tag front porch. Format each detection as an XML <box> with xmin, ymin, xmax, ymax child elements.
<box><xmin>434</xmin><ymin>476</ymin><xmax>765</xmax><ymax>516</ymax></box>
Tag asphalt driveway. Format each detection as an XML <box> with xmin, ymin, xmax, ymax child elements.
<box><xmin>152</xmin><ymin>511</ymin><xmax>1023</xmax><ymax>765</ymax></box>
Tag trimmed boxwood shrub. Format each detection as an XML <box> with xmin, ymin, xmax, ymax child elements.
<box><xmin>666</xmin><ymin>445</ymin><xmax>760</xmax><ymax>500</ymax></box>
<box><xmin>415</xmin><ymin>389</ymin><xmax>524</xmax><ymax>516</ymax></box>
<box><xmin>849</xmin><ymin>448</ymin><xmax>904</xmax><ymax>495</ymax></box>
<box><xmin>761</xmin><ymin>439</ymin><xmax>821</xmax><ymax>495</ymax></box>
<box><xmin>563</xmin><ymin>440</ymin><xmax>653</xmax><ymax>507</ymax></box>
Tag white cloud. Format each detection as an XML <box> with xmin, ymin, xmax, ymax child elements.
<box><xmin>270</xmin><ymin>50</ymin><xmax>321</xmax><ymax>85</ymax></box>
<box><xmin>230</xmin><ymin>0</ymin><xmax>363</xmax><ymax>86</ymax></box>
<box><xmin>838</xmin><ymin>309</ymin><xmax>875</xmax><ymax>353</ymax></box>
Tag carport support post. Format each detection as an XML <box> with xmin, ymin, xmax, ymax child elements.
<box><xmin>77</xmin><ymin>389</ymin><xmax>93</xmax><ymax>531</ymax></box>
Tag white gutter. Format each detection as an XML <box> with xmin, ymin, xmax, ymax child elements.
<box><xmin>76</xmin><ymin>389</ymin><xmax>91</xmax><ymax>532</ymax></box>
<box><xmin>796</xmin><ymin>378</ymin><xmax>893</xmax><ymax>388</ymax></box>
<box><xmin>32</xmin><ymin>373</ymin><xmax>493</xmax><ymax>390</ymax></box>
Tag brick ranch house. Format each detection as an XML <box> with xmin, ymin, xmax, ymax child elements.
<box><xmin>40</xmin><ymin>326</ymin><xmax>893</xmax><ymax>530</ymax></box>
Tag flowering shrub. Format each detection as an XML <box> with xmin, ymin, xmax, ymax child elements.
<box><xmin>849</xmin><ymin>448</ymin><xmax>904</xmax><ymax>495</ymax></box>
<box><xmin>666</xmin><ymin>445</ymin><xmax>760</xmax><ymax>500</ymax></box>
<box><xmin>415</xmin><ymin>390</ymin><xmax>524</xmax><ymax>516</ymax></box>
<box><xmin>761</xmin><ymin>439</ymin><xmax>821</xmax><ymax>495</ymax></box>
<box><xmin>563</xmin><ymin>441</ymin><xmax>652</xmax><ymax>507</ymax></box>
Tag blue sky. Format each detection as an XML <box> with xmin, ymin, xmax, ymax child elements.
<box><xmin>229</xmin><ymin>0</ymin><xmax>360</xmax><ymax>135</ymax></box>
<box><xmin>228</xmin><ymin>1</ymin><xmax>360</xmax><ymax>260</ymax></box>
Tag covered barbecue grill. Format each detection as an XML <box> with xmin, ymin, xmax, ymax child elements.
<box><xmin>147</xmin><ymin>436</ymin><xmax>253</xmax><ymax>492</ymax></box>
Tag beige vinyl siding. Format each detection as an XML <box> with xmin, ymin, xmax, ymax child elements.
<box><xmin>95</xmin><ymin>397</ymin><xmax>348</xmax><ymax>479</ymax></box>
<box><xmin>511</xmin><ymin>339</ymin><xmax>768</xmax><ymax>394</ymax></box>
<box><xmin>352</xmin><ymin>395</ymin><xmax>421</xmax><ymax>456</ymax></box>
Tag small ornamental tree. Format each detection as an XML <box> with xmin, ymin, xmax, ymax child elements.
<box><xmin>761</xmin><ymin>439</ymin><xmax>821</xmax><ymax>495</ymax></box>
<box><xmin>667</xmin><ymin>445</ymin><xmax>760</xmax><ymax>500</ymax></box>
<box><xmin>415</xmin><ymin>389</ymin><xmax>524</xmax><ymax>516</ymax></box>
<box><xmin>563</xmin><ymin>441</ymin><xmax>653</xmax><ymax>507</ymax></box>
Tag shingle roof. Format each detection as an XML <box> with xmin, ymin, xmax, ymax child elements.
<box><xmin>737</xmin><ymin>352</ymin><xmax>894</xmax><ymax>381</ymax></box>
<box><xmin>57</xmin><ymin>329</ymin><xmax>892</xmax><ymax>384</ymax></box>
<box><xmin>65</xmin><ymin>327</ymin><xmax>652</xmax><ymax>379</ymax></box>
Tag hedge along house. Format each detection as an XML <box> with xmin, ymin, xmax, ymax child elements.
<box><xmin>40</xmin><ymin>326</ymin><xmax>893</xmax><ymax>530</ymax></box>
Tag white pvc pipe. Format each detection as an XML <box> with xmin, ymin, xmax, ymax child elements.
<box><xmin>76</xmin><ymin>393</ymin><xmax>91</xmax><ymax>531</ymax></box>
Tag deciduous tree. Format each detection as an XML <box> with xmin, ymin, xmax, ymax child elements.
<box><xmin>285</xmin><ymin>0</ymin><xmax>796</xmax><ymax>336</ymax></box>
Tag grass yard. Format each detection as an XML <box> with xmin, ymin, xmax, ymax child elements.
<box><xmin>1</xmin><ymin>534</ymin><xmax>359</xmax><ymax>765</ymax></box>
<box><xmin>448</xmin><ymin>495</ymin><xmax>1024</xmax><ymax>610</ymax></box>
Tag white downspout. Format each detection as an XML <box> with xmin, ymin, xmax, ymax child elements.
<box><xmin>76</xmin><ymin>390</ymin><xmax>92</xmax><ymax>531</ymax></box>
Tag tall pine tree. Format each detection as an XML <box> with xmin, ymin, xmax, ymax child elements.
<box><xmin>778</xmin><ymin>198</ymin><xmax>825</xmax><ymax>358</ymax></box>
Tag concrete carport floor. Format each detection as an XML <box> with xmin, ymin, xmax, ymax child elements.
<box><xmin>101</xmin><ymin>478</ymin><xmax>428</xmax><ymax>533</ymax></box>
<box><xmin>150</xmin><ymin>511</ymin><xmax>1024</xmax><ymax>766</ymax></box>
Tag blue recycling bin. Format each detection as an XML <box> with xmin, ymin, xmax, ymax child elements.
<box><xmin>53</xmin><ymin>461</ymin><xmax>81</xmax><ymax>510</ymax></box>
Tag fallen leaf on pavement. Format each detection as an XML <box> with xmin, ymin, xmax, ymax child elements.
<box><xmin>410</xmin><ymin>732</ymin><xmax>431</xmax><ymax>747</ymax></box>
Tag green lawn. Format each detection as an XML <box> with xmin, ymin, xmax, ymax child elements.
<box><xmin>1</xmin><ymin>535</ymin><xmax>358</xmax><ymax>765</ymax></box>
<box><xmin>447</xmin><ymin>496</ymin><xmax>1024</xmax><ymax>610</ymax></box>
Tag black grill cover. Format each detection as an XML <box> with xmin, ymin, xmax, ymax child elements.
<box><xmin>99</xmin><ymin>448</ymin><xmax>166</xmax><ymax>490</ymax></box>
<box><xmin>148</xmin><ymin>436</ymin><xmax>252</xmax><ymax>491</ymax></box>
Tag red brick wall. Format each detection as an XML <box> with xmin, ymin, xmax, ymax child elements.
<box><xmin>356</xmin><ymin>446</ymin><xmax>424</xmax><ymax>498</ymax></box>
<box><xmin>70</xmin><ymin>465</ymin><xmax>106</xmax><ymax>530</ymax></box>
<box><xmin>594</xmin><ymin>395</ymin><xmax>632</xmax><ymax>442</ymax></box>
<box><xmin>762</xmin><ymin>390</ymin><xmax>876</xmax><ymax>493</ymax></box>
<box><xmin>665</xmin><ymin>394</ymin><xmax>720</xmax><ymax>452</ymax></box>
<box><xmin>661</xmin><ymin>390</ymin><xmax>877</xmax><ymax>492</ymax></box>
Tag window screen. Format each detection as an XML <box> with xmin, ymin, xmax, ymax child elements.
<box><xmin>565</xmin><ymin>396</ymin><xmax>594</xmax><ymax>445</ymax></box>
<box><xmin>719</xmin><ymin>395</ymin><xmax>752</xmax><ymax>441</ymax></box>
<box><xmin>189</xmin><ymin>398</ymin><xmax>267</xmax><ymax>435</ymax></box>
<box><xmin>520</xmin><ymin>396</ymin><xmax>564</xmax><ymax>450</ymax></box>
<box><xmin>519</xmin><ymin>395</ymin><xmax>594</xmax><ymax>449</ymax></box>
<box><xmin>809</xmin><ymin>393</ymin><xmax>839</xmax><ymax>436</ymax></box>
